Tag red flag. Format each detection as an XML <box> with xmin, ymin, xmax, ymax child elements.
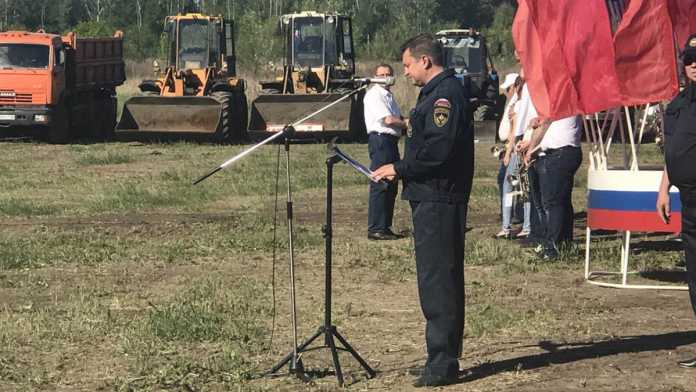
<box><xmin>668</xmin><ymin>0</ymin><xmax>696</xmax><ymax>50</ymax></box>
<box><xmin>513</xmin><ymin>0</ymin><xmax>622</xmax><ymax>119</ymax></box>
<box><xmin>614</xmin><ymin>0</ymin><xmax>679</xmax><ymax>105</ymax></box>
<box><xmin>513</xmin><ymin>0</ymin><xmax>680</xmax><ymax>119</ymax></box>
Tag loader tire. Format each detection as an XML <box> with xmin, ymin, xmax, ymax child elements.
<box><xmin>234</xmin><ymin>93</ymin><xmax>249</xmax><ymax>142</ymax></box>
<box><xmin>211</xmin><ymin>91</ymin><xmax>234</xmax><ymax>143</ymax></box>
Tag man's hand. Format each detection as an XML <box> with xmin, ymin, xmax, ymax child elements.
<box><xmin>656</xmin><ymin>188</ymin><xmax>671</xmax><ymax>224</ymax></box>
<box><xmin>657</xmin><ymin>169</ymin><xmax>671</xmax><ymax>224</ymax></box>
<box><xmin>516</xmin><ymin>139</ymin><xmax>531</xmax><ymax>153</ymax></box>
<box><xmin>371</xmin><ymin>164</ymin><xmax>397</xmax><ymax>182</ymax></box>
<box><xmin>524</xmin><ymin>149</ymin><xmax>535</xmax><ymax>166</ymax></box>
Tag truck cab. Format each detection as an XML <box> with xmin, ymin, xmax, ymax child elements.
<box><xmin>0</xmin><ymin>31</ymin><xmax>65</xmax><ymax>128</ymax></box>
<box><xmin>0</xmin><ymin>30</ymin><xmax>125</xmax><ymax>143</ymax></box>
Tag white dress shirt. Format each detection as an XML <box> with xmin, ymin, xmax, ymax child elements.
<box><xmin>363</xmin><ymin>85</ymin><xmax>402</xmax><ymax>137</ymax></box>
<box><xmin>539</xmin><ymin>116</ymin><xmax>582</xmax><ymax>150</ymax></box>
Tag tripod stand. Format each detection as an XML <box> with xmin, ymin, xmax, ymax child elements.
<box><xmin>267</xmin><ymin>152</ymin><xmax>376</xmax><ymax>386</ymax></box>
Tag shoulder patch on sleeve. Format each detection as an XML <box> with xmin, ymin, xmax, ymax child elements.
<box><xmin>433</xmin><ymin>98</ymin><xmax>451</xmax><ymax>127</ymax></box>
<box><xmin>434</xmin><ymin>98</ymin><xmax>451</xmax><ymax>109</ymax></box>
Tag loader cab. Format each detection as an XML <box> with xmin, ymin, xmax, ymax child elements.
<box><xmin>282</xmin><ymin>12</ymin><xmax>355</xmax><ymax>78</ymax></box>
<box><xmin>164</xmin><ymin>14</ymin><xmax>235</xmax><ymax>74</ymax></box>
<box><xmin>436</xmin><ymin>29</ymin><xmax>494</xmax><ymax>96</ymax></box>
<box><xmin>437</xmin><ymin>29</ymin><xmax>500</xmax><ymax>122</ymax></box>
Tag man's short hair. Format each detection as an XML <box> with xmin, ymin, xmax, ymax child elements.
<box><xmin>373</xmin><ymin>63</ymin><xmax>394</xmax><ymax>76</ymax></box>
<box><xmin>399</xmin><ymin>33</ymin><xmax>444</xmax><ymax>67</ymax></box>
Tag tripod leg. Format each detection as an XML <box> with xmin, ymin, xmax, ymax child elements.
<box><xmin>326</xmin><ymin>328</ymin><xmax>345</xmax><ymax>386</ymax></box>
<box><xmin>268</xmin><ymin>328</ymin><xmax>324</xmax><ymax>375</ymax></box>
<box><xmin>333</xmin><ymin>329</ymin><xmax>376</xmax><ymax>378</ymax></box>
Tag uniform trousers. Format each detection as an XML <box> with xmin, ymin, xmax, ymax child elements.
<box><xmin>679</xmin><ymin>187</ymin><xmax>696</xmax><ymax>317</ymax></box>
<box><xmin>409</xmin><ymin>200</ymin><xmax>467</xmax><ymax>378</ymax></box>
<box><xmin>368</xmin><ymin>133</ymin><xmax>400</xmax><ymax>233</ymax></box>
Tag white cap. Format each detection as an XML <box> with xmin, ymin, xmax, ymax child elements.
<box><xmin>500</xmin><ymin>72</ymin><xmax>519</xmax><ymax>91</ymax></box>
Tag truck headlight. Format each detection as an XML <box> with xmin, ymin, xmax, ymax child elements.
<box><xmin>34</xmin><ymin>114</ymin><xmax>49</xmax><ymax>123</ymax></box>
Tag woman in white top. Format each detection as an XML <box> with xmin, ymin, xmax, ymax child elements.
<box><xmin>497</xmin><ymin>74</ymin><xmax>533</xmax><ymax>239</ymax></box>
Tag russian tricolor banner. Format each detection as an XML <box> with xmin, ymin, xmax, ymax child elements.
<box><xmin>588</xmin><ymin>170</ymin><xmax>681</xmax><ymax>233</ymax></box>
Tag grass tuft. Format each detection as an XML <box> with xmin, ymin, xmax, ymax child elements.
<box><xmin>75</xmin><ymin>151</ymin><xmax>135</xmax><ymax>166</ymax></box>
<box><xmin>0</xmin><ymin>198</ymin><xmax>59</xmax><ymax>217</ymax></box>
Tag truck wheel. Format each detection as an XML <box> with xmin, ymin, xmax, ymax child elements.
<box><xmin>211</xmin><ymin>91</ymin><xmax>233</xmax><ymax>143</ymax></box>
<box><xmin>48</xmin><ymin>102</ymin><xmax>70</xmax><ymax>144</ymax></box>
<box><xmin>97</xmin><ymin>96</ymin><xmax>117</xmax><ymax>140</ymax></box>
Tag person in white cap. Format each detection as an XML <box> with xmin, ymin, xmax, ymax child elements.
<box><xmin>495</xmin><ymin>72</ymin><xmax>520</xmax><ymax>219</ymax></box>
<box><xmin>496</xmin><ymin>73</ymin><xmax>533</xmax><ymax>239</ymax></box>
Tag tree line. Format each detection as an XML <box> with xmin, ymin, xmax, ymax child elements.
<box><xmin>0</xmin><ymin>0</ymin><xmax>517</xmax><ymax>70</ymax></box>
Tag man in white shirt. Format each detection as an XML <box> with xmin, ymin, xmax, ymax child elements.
<box><xmin>364</xmin><ymin>64</ymin><xmax>407</xmax><ymax>240</ymax></box>
<box><xmin>520</xmin><ymin>115</ymin><xmax>582</xmax><ymax>260</ymax></box>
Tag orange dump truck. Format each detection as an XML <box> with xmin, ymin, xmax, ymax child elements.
<box><xmin>0</xmin><ymin>30</ymin><xmax>125</xmax><ymax>142</ymax></box>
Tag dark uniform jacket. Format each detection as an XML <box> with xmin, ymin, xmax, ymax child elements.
<box><xmin>394</xmin><ymin>69</ymin><xmax>474</xmax><ymax>203</ymax></box>
<box><xmin>665</xmin><ymin>83</ymin><xmax>696</xmax><ymax>190</ymax></box>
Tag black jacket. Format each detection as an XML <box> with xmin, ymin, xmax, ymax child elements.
<box><xmin>665</xmin><ymin>82</ymin><xmax>696</xmax><ymax>189</ymax></box>
<box><xmin>394</xmin><ymin>69</ymin><xmax>474</xmax><ymax>203</ymax></box>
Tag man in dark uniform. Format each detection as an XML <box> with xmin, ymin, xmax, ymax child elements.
<box><xmin>657</xmin><ymin>32</ymin><xmax>696</xmax><ymax>368</ymax></box>
<box><xmin>372</xmin><ymin>33</ymin><xmax>474</xmax><ymax>387</ymax></box>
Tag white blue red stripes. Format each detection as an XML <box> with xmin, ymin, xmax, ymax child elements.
<box><xmin>587</xmin><ymin>170</ymin><xmax>681</xmax><ymax>233</ymax></box>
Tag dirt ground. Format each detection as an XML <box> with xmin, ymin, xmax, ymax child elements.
<box><xmin>1</xmin><ymin>140</ymin><xmax>695</xmax><ymax>391</ymax></box>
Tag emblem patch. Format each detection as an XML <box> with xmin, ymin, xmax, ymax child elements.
<box><xmin>433</xmin><ymin>98</ymin><xmax>451</xmax><ymax>128</ymax></box>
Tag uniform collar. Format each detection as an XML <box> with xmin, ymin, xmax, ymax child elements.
<box><xmin>421</xmin><ymin>69</ymin><xmax>455</xmax><ymax>96</ymax></box>
<box><xmin>688</xmin><ymin>81</ymin><xmax>696</xmax><ymax>102</ymax></box>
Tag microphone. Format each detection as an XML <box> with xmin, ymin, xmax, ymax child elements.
<box><xmin>353</xmin><ymin>76</ymin><xmax>396</xmax><ymax>86</ymax></box>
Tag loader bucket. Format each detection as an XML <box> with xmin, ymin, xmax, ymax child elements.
<box><xmin>249</xmin><ymin>93</ymin><xmax>354</xmax><ymax>133</ymax></box>
<box><xmin>117</xmin><ymin>96</ymin><xmax>222</xmax><ymax>134</ymax></box>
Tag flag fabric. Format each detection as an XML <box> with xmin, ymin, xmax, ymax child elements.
<box><xmin>588</xmin><ymin>170</ymin><xmax>681</xmax><ymax>233</ymax></box>
<box><xmin>614</xmin><ymin>0</ymin><xmax>680</xmax><ymax>105</ymax></box>
<box><xmin>513</xmin><ymin>0</ymin><xmax>680</xmax><ymax>119</ymax></box>
<box><xmin>668</xmin><ymin>0</ymin><xmax>696</xmax><ymax>50</ymax></box>
<box><xmin>513</xmin><ymin>0</ymin><xmax>623</xmax><ymax>119</ymax></box>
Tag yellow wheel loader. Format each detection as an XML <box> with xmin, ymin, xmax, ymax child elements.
<box><xmin>117</xmin><ymin>12</ymin><xmax>248</xmax><ymax>142</ymax></box>
<box><xmin>249</xmin><ymin>12</ymin><xmax>366</xmax><ymax>140</ymax></box>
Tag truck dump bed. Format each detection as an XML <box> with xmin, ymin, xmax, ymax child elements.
<box><xmin>64</xmin><ymin>32</ymin><xmax>125</xmax><ymax>90</ymax></box>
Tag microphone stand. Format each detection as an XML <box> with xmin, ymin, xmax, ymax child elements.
<box><xmin>193</xmin><ymin>83</ymin><xmax>374</xmax><ymax>385</ymax></box>
<box><xmin>266</xmin><ymin>144</ymin><xmax>377</xmax><ymax>386</ymax></box>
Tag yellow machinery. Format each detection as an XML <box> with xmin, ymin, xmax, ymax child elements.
<box><xmin>249</xmin><ymin>11</ymin><xmax>366</xmax><ymax>140</ymax></box>
<box><xmin>117</xmin><ymin>12</ymin><xmax>247</xmax><ymax>141</ymax></box>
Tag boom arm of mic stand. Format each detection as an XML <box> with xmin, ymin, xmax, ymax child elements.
<box><xmin>193</xmin><ymin>85</ymin><xmax>368</xmax><ymax>186</ymax></box>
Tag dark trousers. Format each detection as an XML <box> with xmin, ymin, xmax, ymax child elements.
<box><xmin>410</xmin><ymin>200</ymin><xmax>466</xmax><ymax>378</ymax></box>
<box><xmin>497</xmin><ymin>162</ymin><xmax>506</xmax><ymax>216</ymax></box>
<box><xmin>527</xmin><ymin>163</ymin><xmax>545</xmax><ymax>242</ymax></box>
<box><xmin>536</xmin><ymin>146</ymin><xmax>582</xmax><ymax>250</ymax></box>
<box><xmin>679</xmin><ymin>188</ymin><xmax>696</xmax><ymax>317</ymax></box>
<box><xmin>368</xmin><ymin>133</ymin><xmax>400</xmax><ymax>233</ymax></box>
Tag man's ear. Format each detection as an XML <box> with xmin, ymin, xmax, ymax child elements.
<box><xmin>422</xmin><ymin>55</ymin><xmax>432</xmax><ymax>70</ymax></box>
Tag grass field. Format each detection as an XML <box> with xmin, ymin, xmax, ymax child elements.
<box><xmin>1</xmin><ymin>130</ymin><xmax>695</xmax><ymax>391</ymax></box>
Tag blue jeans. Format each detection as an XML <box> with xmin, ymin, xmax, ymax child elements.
<box><xmin>536</xmin><ymin>146</ymin><xmax>582</xmax><ymax>250</ymax></box>
<box><xmin>368</xmin><ymin>133</ymin><xmax>400</xmax><ymax>233</ymax></box>
<box><xmin>501</xmin><ymin>152</ymin><xmax>530</xmax><ymax>232</ymax></box>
